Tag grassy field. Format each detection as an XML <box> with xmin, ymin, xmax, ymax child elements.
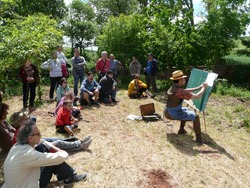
<box><xmin>0</xmin><ymin>88</ymin><xmax>250</xmax><ymax>188</ymax></box>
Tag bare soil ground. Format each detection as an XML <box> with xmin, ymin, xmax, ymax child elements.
<box><xmin>1</xmin><ymin>88</ymin><xmax>250</xmax><ymax>188</ymax></box>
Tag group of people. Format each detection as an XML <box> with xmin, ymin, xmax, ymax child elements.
<box><xmin>0</xmin><ymin>94</ymin><xmax>93</xmax><ymax>187</ymax></box>
<box><xmin>0</xmin><ymin>44</ymin><xmax>210</xmax><ymax>187</ymax></box>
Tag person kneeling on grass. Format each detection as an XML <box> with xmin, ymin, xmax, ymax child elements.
<box><xmin>80</xmin><ymin>71</ymin><xmax>101</xmax><ymax>106</ymax></box>
<box><xmin>164</xmin><ymin>70</ymin><xmax>208</xmax><ymax>144</ymax></box>
<box><xmin>56</xmin><ymin>100</ymin><xmax>80</xmax><ymax>136</ymax></box>
<box><xmin>128</xmin><ymin>74</ymin><xmax>156</xmax><ymax>99</ymax></box>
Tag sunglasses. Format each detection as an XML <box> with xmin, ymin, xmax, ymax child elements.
<box><xmin>31</xmin><ymin>132</ymin><xmax>41</xmax><ymax>137</ymax></box>
<box><xmin>63</xmin><ymin>82</ymin><xmax>67</xmax><ymax>83</ymax></box>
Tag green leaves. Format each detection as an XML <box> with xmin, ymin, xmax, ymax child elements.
<box><xmin>0</xmin><ymin>14</ymin><xmax>63</xmax><ymax>69</ymax></box>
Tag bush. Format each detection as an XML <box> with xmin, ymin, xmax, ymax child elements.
<box><xmin>214</xmin><ymin>79</ymin><xmax>250</xmax><ymax>100</ymax></box>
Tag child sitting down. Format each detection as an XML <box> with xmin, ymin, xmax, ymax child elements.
<box><xmin>56</xmin><ymin>100</ymin><xmax>80</xmax><ymax>136</ymax></box>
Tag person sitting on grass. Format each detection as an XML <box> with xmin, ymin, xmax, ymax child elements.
<box><xmin>9</xmin><ymin>111</ymin><xmax>92</xmax><ymax>152</ymax></box>
<box><xmin>128</xmin><ymin>74</ymin><xmax>156</xmax><ymax>99</ymax></box>
<box><xmin>56</xmin><ymin>100</ymin><xmax>80</xmax><ymax>136</ymax></box>
<box><xmin>55</xmin><ymin>91</ymin><xmax>81</xmax><ymax>119</ymax></box>
<box><xmin>0</xmin><ymin>102</ymin><xmax>92</xmax><ymax>153</ymax></box>
<box><xmin>99</xmin><ymin>70</ymin><xmax>118</xmax><ymax>104</ymax></box>
<box><xmin>164</xmin><ymin>70</ymin><xmax>208</xmax><ymax>144</ymax></box>
<box><xmin>80</xmin><ymin>71</ymin><xmax>101</xmax><ymax>106</ymax></box>
<box><xmin>2</xmin><ymin>119</ymin><xmax>88</xmax><ymax>188</ymax></box>
<box><xmin>56</xmin><ymin>77</ymin><xmax>70</xmax><ymax>105</ymax></box>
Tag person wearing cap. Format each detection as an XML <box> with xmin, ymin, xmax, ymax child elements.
<box><xmin>99</xmin><ymin>70</ymin><xmax>117</xmax><ymax>104</ymax></box>
<box><xmin>165</xmin><ymin>70</ymin><xmax>208</xmax><ymax>144</ymax></box>
<box><xmin>96</xmin><ymin>51</ymin><xmax>111</xmax><ymax>82</ymax></box>
<box><xmin>71</xmin><ymin>48</ymin><xmax>87</xmax><ymax>97</ymax></box>
<box><xmin>145</xmin><ymin>53</ymin><xmax>158</xmax><ymax>95</ymax></box>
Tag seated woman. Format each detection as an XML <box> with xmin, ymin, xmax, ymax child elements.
<box><xmin>128</xmin><ymin>74</ymin><xmax>156</xmax><ymax>99</ymax></box>
<box><xmin>56</xmin><ymin>77</ymin><xmax>70</xmax><ymax>105</ymax></box>
<box><xmin>55</xmin><ymin>91</ymin><xmax>81</xmax><ymax>119</ymax></box>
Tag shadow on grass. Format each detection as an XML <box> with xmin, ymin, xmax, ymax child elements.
<box><xmin>166</xmin><ymin>132</ymin><xmax>235</xmax><ymax>160</ymax></box>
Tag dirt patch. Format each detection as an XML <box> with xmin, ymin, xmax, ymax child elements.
<box><xmin>140</xmin><ymin>169</ymin><xmax>174</xmax><ymax>188</ymax></box>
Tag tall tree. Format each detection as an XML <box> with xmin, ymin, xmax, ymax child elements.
<box><xmin>89</xmin><ymin>0</ymin><xmax>139</xmax><ymax>24</ymax></box>
<box><xmin>0</xmin><ymin>0</ymin><xmax>67</xmax><ymax>19</ymax></box>
<box><xmin>97</xmin><ymin>14</ymin><xmax>147</xmax><ymax>65</ymax></box>
<box><xmin>0</xmin><ymin>14</ymin><xmax>64</xmax><ymax>93</ymax></box>
<box><xmin>64</xmin><ymin>0</ymin><xmax>97</xmax><ymax>55</ymax></box>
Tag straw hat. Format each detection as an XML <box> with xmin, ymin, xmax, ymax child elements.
<box><xmin>170</xmin><ymin>70</ymin><xmax>187</xmax><ymax>80</ymax></box>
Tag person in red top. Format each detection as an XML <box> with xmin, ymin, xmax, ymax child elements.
<box><xmin>165</xmin><ymin>70</ymin><xmax>208</xmax><ymax>144</ymax></box>
<box><xmin>18</xmin><ymin>59</ymin><xmax>39</xmax><ymax>109</ymax></box>
<box><xmin>95</xmin><ymin>51</ymin><xmax>110</xmax><ymax>81</ymax></box>
<box><xmin>56</xmin><ymin>100</ymin><xmax>80</xmax><ymax>135</ymax></box>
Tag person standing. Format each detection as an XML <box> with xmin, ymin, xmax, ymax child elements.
<box><xmin>129</xmin><ymin>56</ymin><xmax>141</xmax><ymax>79</ymax></box>
<box><xmin>95</xmin><ymin>51</ymin><xmax>110</xmax><ymax>81</ymax></box>
<box><xmin>72</xmin><ymin>48</ymin><xmax>86</xmax><ymax>97</ymax></box>
<box><xmin>56</xmin><ymin>44</ymin><xmax>68</xmax><ymax>65</ymax></box>
<box><xmin>145</xmin><ymin>53</ymin><xmax>158</xmax><ymax>95</ymax></box>
<box><xmin>41</xmin><ymin>52</ymin><xmax>62</xmax><ymax>101</ymax></box>
<box><xmin>18</xmin><ymin>59</ymin><xmax>39</xmax><ymax>109</ymax></box>
<box><xmin>164</xmin><ymin>70</ymin><xmax>208</xmax><ymax>144</ymax></box>
<box><xmin>109</xmin><ymin>54</ymin><xmax>122</xmax><ymax>81</ymax></box>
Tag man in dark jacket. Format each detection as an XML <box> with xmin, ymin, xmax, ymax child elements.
<box><xmin>145</xmin><ymin>53</ymin><xmax>158</xmax><ymax>96</ymax></box>
<box><xmin>99</xmin><ymin>70</ymin><xmax>117</xmax><ymax>104</ymax></box>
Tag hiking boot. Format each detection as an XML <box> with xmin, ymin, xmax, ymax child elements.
<box><xmin>64</xmin><ymin>173</ymin><xmax>87</xmax><ymax>186</ymax></box>
<box><xmin>112</xmin><ymin>98</ymin><xmax>118</xmax><ymax>103</ymax></box>
<box><xmin>81</xmin><ymin>137</ymin><xmax>93</xmax><ymax>150</ymax></box>
<box><xmin>178</xmin><ymin>129</ymin><xmax>187</xmax><ymax>134</ymax></box>
<box><xmin>64</xmin><ymin>126</ymin><xmax>74</xmax><ymax>136</ymax></box>
<box><xmin>92</xmin><ymin>101</ymin><xmax>99</xmax><ymax>105</ymax></box>
<box><xmin>58</xmin><ymin>168</ymin><xmax>77</xmax><ymax>183</ymax></box>
<box><xmin>195</xmin><ymin>134</ymin><xmax>204</xmax><ymax>144</ymax></box>
<box><xmin>150</xmin><ymin>93</ymin><xmax>157</xmax><ymax>99</ymax></box>
<box><xmin>81</xmin><ymin>135</ymin><xmax>92</xmax><ymax>143</ymax></box>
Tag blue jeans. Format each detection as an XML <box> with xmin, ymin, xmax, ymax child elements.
<box><xmin>73</xmin><ymin>74</ymin><xmax>84</xmax><ymax>96</ymax></box>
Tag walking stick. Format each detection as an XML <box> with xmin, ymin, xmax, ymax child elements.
<box><xmin>25</xmin><ymin>82</ymin><xmax>29</xmax><ymax>109</ymax></box>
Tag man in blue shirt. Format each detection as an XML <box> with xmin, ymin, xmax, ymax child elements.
<box><xmin>80</xmin><ymin>71</ymin><xmax>101</xmax><ymax>106</ymax></box>
<box><xmin>145</xmin><ymin>53</ymin><xmax>158</xmax><ymax>96</ymax></box>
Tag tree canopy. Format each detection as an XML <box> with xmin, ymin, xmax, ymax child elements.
<box><xmin>64</xmin><ymin>0</ymin><xmax>98</xmax><ymax>55</ymax></box>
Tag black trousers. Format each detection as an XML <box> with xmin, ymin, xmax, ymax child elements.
<box><xmin>50</xmin><ymin>77</ymin><xmax>62</xmax><ymax>99</ymax></box>
<box><xmin>22</xmin><ymin>82</ymin><xmax>37</xmax><ymax>108</ymax></box>
<box><xmin>35</xmin><ymin>145</ymin><xmax>75</xmax><ymax>188</ymax></box>
<box><xmin>145</xmin><ymin>75</ymin><xmax>157</xmax><ymax>93</ymax></box>
<box><xmin>129</xmin><ymin>87</ymin><xmax>147</xmax><ymax>99</ymax></box>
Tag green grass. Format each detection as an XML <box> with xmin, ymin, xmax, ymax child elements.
<box><xmin>215</xmin><ymin>80</ymin><xmax>250</xmax><ymax>100</ymax></box>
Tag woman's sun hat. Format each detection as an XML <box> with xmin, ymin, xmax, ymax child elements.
<box><xmin>170</xmin><ymin>70</ymin><xmax>188</xmax><ymax>80</ymax></box>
